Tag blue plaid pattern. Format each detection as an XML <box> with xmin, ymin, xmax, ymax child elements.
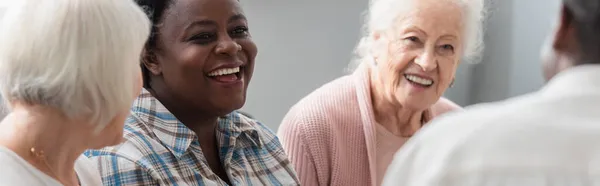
<box><xmin>85</xmin><ymin>89</ymin><xmax>299</xmax><ymax>186</ymax></box>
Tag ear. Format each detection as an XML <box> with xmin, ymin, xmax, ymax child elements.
<box><xmin>373</xmin><ymin>30</ymin><xmax>382</xmax><ymax>41</ymax></box>
<box><xmin>552</xmin><ymin>5</ymin><xmax>576</xmax><ymax>51</ymax></box>
<box><xmin>141</xmin><ymin>48</ymin><xmax>162</xmax><ymax>76</ymax></box>
<box><xmin>370</xmin><ymin>31</ymin><xmax>386</xmax><ymax>58</ymax></box>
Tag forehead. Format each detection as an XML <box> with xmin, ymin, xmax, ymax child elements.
<box><xmin>393</xmin><ymin>0</ymin><xmax>464</xmax><ymax>37</ymax></box>
<box><xmin>165</xmin><ymin>0</ymin><xmax>244</xmax><ymax>26</ymax></box>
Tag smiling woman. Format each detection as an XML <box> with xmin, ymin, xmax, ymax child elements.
<box><xmin>277</xmin><ymin>0</ymin><xmax>486</xmax><ymax>185</ymax></box>
<box><xmin>85</xmin><ymin>0</ymin><xmax>300</xmax><ymax>185</ymax></box>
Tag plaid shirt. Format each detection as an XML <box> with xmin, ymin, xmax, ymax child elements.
<box><xmin>85</xmin><ymin>89</ymin><xmax>300</xmax><ymax>186</ymax></box>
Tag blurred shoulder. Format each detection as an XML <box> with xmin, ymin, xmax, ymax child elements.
<box><xmin>413</xmin><ymin>93</ymin><xmax>544</xmax><ymax>149</ymax></box>
<box><xmin>386</xmin><ymin>93</ymin><xmax>577</xmax><ymax>184</ymax></box>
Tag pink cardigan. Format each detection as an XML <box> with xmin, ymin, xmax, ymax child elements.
<box><xmin>277</xmin><ymin>64</ymin><xmax>461</xmax><ymax>186</ymax></box>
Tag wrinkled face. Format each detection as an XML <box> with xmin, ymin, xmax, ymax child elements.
<box><xmin>145</xmin><ymin>0</ymin><xmax>258</xmax><ymax>116</ymax></box>
<box><xmin>371</xmin><ymin>0</ymin><xmax>464</xmax><ymax>111</ymax></box>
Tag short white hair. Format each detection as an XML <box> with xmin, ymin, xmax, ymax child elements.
<box><xmin>352</xmin><ymin>0</ymin><xmax>486</xmax><ymax>68</ymax></box>
<box><xmin>0</xmin><ymin>0</ymin><xmax>151</xmax><ymax>129</ymax></box>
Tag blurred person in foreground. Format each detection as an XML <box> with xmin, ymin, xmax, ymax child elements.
<box><xmin>85</xmin><ymin>0</ymin><xmax>300</xmax><ymax>185</ymax></box>
<box><xmin>0</xmin><ymin>0</ymin><xmax>150</xmax><ymax>185</ymax></box>
<box><xmin>383</xmin><ymin>0</ymin><xmax>600</xmax><ymax>185</ymax></box>
<box><xmin>277</xmin><ymin>0</ymin><xmax>485</xmax><ymax>185</ymax></box>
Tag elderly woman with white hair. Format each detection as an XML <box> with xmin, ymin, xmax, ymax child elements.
<box><xmin>0</xmin><ymin>0</ymin><xmax>150</xmax><ymax>185</ymax></box>
<box><xmin>277</xmin><ymin>0</ymin><xmax>485</xmax><ymax>185</ymax></box>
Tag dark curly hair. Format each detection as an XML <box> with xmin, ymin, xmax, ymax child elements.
<box><xmin>134</xmin><ymin>0</ymin><xmax>174</xmax><ymax>89</ymax></box>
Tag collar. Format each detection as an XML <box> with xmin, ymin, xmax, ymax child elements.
<box><xmin>130</xmin><ymin>89</ymin><xmax>264</xmax><ymax>158</ymax></box>
<box><xmin>352</xmin><ymin>63</ymin><xmax>379</xmax><ymax>186</ymax></box>
<box><xmin>540</xmin><ymin>64</ymin><xmax>600</xmax><ymax>97</ymax></box>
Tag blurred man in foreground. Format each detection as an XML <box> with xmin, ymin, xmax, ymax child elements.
<box><xmin>383</xmin><ymin>0</ymin><xmax>600</xmax><ymax>185</ymax></box>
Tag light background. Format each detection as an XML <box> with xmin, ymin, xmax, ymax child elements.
<box><xmin>240</xmin><ymin>0</ymin><xmax>562</xmax><ymax>131</ymax></box>
<box><xmin>0</xmin><ymin>0</ymin><xmax>563</xmax><ymax>131</ymax></box>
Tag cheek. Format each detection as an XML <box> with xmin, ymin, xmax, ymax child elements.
<box><xmin>240</xmin><ymin>40</ymin><xmax>258</xmax><ymax>61</ymax></box>
<box><xmin>436</xmin><ymin>59</ymin><xmax>459</xmax><ymax>90</ymax></box>
<box><xmin>163</xmin><ymin>47</ymin><xmax>211</xmax><ymax>82</ymax></box>
<box><xmin>378</xmin><ymin>48</ymin><xmax>413</xmax><ymax>71</ymax></box>
<box><xmin>376</xmin><ymin>51</ymin><xmax>413</xmax><ymax>91</ymax></box>
<box><xmin>378</xmin><ymin>63</ymin><xmax>405</xmax><ymax>99</ymax></box>
<box><xmin>240</xmin><ymin>40</ymin><xmax>258</xmax><ymax>80</ymax></box>
<box><xmin>386</xmin><ymin>53</ymin><xmax>413</xmax><ymax>80</ymax></box>
<box><xmin>179</xmin><ymin>46</ymin><xmax>211</xmax><ymax>68</ymax></box>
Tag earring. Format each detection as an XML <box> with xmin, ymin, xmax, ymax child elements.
<box><xmin>449</xmin><ymin>78</ymin><xmax>455</xmax><ymax>88</ymax></box>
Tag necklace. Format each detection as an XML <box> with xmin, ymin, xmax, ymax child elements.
<box><xmin>30</xmin><ymin>147</ymin><xmax>60</xmax><ymax>178</ymax></box>
<box><xmin>30</xmin><ymin>147</ymin><xmax>80</xmax><ymax>186</ymax></box>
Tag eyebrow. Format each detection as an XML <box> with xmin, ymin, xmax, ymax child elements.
<box><xmin>440</xmin><ymin>35</ymin><xmax>459</xmax><ymax>41</ymax></box>
<box><xmin>401</xmin><ymin>26</ymin><xmax>427</xmax><ymax>37</ymax></box>
<box><xmin>184</xmin><ymin>14</ymin><xmax>247</xmax><ymax>30</ymax></box>
<box><xmin>228</xmin><ymin>14</ymin><xmax>247</xmax><ymax>23</ymax></box>
<box><xmin>186</xmin><ymin>20</ymin><xmax>217</xmax><ymax>29</ymax></box>
<box><xmin>403</xmin><ymin>26</ymin><xmax>459</xmax><ymax>40</ymax></box>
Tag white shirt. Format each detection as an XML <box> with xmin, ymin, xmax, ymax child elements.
<box><xmin>382</xmin><ymin>65</ymin><xmax>600</xmax><ymax>186</ymax></box>
<box><xmin>0</xmin><ymin>146</ymin><xmax>102</xmax><ymax>186</ymax></box>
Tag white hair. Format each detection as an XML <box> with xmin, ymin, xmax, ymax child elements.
<box><xmin>351</xmin><ymin>0</ymin><xmax>486</xmax><ymax>69</ymax></box>
<box><xmin>0</xmin><ymin>0</ymin><xmax>151</xmax><ymax>130</ymax></box>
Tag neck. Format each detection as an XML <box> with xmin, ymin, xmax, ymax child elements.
<box><xmin>0</xmin><ymin>105</ymin><xmax>87</xmax><ymax>185</ymax></box>
<box><xmin>147</xmin><ymin>86</ymin><xmax>218</xmax><ymax>138</ymax></box>
<box><xmin>369</xmin><ymin>68</ymin><xmax>426</xmax><ymax>137</ymax></box>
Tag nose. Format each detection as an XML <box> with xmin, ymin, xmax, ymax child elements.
<box><xmin>215</xmin><ymin>37</ymin><xmax>242</xmax><ymax>56</ymax></box>
<box><xmin>414</xmin><ymin>50</ymin><xmax>437</xmax><ymax>72</ymax></box>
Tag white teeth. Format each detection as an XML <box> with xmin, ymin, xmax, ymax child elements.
<box><xmin>404</xmin><ymin>74</ymin><xmax>433</xmax><ymax>86</ymax></box>
<box><xmin>208</xmin><ymin>67</ymin><xmax>240</xmax><ymax>76</ymax></box>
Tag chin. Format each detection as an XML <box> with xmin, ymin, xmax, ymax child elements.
<box><xmin>214</xmin><ymin>100</ymin><xmax>246</xmax><ymax>117</ymax></box>
<box><xmin>397</xmin><ymin>95</ymin><xmax>435</xmax><ymax>111</ymax></box>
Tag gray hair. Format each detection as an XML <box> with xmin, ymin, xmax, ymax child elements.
<box><xmin>350</xmin><ymin>0</ymin><xmax>486</xmax><ymax>69</ymax></box>
<box><xmin>0</xmin><ymin>0</ymin><xmax>151</xmax><ymax>130</ymax></box>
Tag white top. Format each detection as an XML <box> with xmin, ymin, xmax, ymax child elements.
<box><xmin>0</xmin><ymin>146</ymin><xmax>102</xmax><ymax>186</ymax></box>
<box><xmin>382</xmin><ymin>65</ymin><xmax>600</xmax><ymax>186</ymax></box>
